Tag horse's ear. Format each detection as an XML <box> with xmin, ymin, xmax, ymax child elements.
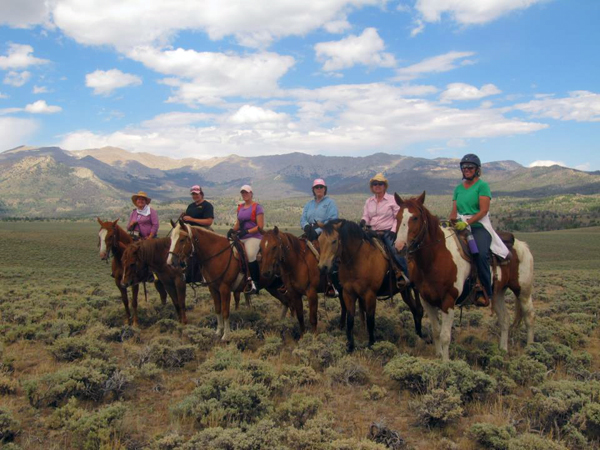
<box><xmin>170</xmin><ymin>219</ymin><xmax>176</xmax><ymax>228</ymax></box>
<box><xmin>333</xmin><ymin>222</ymin><xmax>342</xmax><ymax>230</ymax></box>
<box><xmin>97</xmin><ymin>217</ymin><xmax>103</xmax><ymax>225</ymax></box>
<box><xmin>112</xmin><ymin>218</ymin><xmax>120</xmax><ymax>226</ymax></box>
<box><xmin>178</xmin><ymin>218</ymin><xmax>185</xmax><ymax>228</ymax></box>
<box><xmin>417</xmin><ymin>191</ymin><xmax>426</xmax><ymax>205</ymax></box>
<box><xmin>394</xmin><ymin>193</ymin><xmax>403</xmax><ymax>206</ymax></box>
<box><xmin>273</xmin><ymin>226</ymin><xmax>279</xmax><ymax>235</ymax></box>
<box><xmin>316</xmin><ymin>221</ymin><xmax>325</xmax><ymax>228</ymax></box>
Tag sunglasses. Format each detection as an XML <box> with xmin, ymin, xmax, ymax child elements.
<box><xmin>241</xmin><ymin>190</ymin><xmax>250</xmax><ymax>194</ymax></box>
<box><xmin>371</xmin><ymin>182</ymin><xmax>385</xmax><ymax>186</ymax></box>
<box><xmin>461</xmin><ymin>165</ymin><xmax>477</xmax><ymax>171</ymax></box>
<box><xmin>313</xmin><ymin>185</ymin><xmax>325</xmax><ymax>189</ymax></box>
<box><xmin>191</xmin><ymin>192</ymin><xmax>202</xmax><ymax>196</ymax></box>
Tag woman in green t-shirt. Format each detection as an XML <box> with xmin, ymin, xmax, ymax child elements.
<box><xmin>449</xmin><ymin>153</ymin><xmax>493</xmax><ymax>307</ymax></box>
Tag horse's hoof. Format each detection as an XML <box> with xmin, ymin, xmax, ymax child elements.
<box><xmin>346</xmin><ymin>343</ymin><xmax>355</xmax><ymax>353</ymax></box>
<box><xmin>221</xmin><ymin>334</ymin><xmax>231</xmax><ymax>342</ymax></box>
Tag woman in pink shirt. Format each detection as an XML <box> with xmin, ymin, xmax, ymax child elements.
<box><xmin>127</xmin><ymin>191</ymin><xmax>159</xmax><ymax>240</ymax></box>
<box><xmin>360</xmin><ymin>173</ymin><xmax>408</xmax><ymax>286</ymax></box>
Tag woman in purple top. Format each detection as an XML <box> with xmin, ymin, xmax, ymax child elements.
<box><xmin>227</xmin><ymin>185</ymin><xmax>264</xmax><ymax>294</ymax></box>
<box><xmin>127</xmin><ymin>191</ymin><xmax>159</xmax><ymax>240</ymax></box>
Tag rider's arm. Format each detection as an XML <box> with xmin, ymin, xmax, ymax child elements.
<box><xmin>232</xmin><ymin>219</ymin><xmax>240</xmax><ymax>232</ymax></box>
<box><xmin>189</xmin><ymin>217</ymin><xmax>214</xmax><ymax>227</ymax></box>
<box><xmin>300</xmin><ymin>202</ymin><xmax>310</xmax><ymax>229</ymax></box>
<box><xmin>251</xmin><ymin>213</ymin><xmax>265</xmax><ymax>234</ymax></box>
<box><xmin>361</xmin><ymin>198</ymin><xmax>371</xmax><ymax>225</ymax></box>
<box><xmin>150</xmin><ymin>209</ymin><xmax>159</xmax><ymax>237</ymax></box>
<box><xmin>466</xmin><ymin>196</ymin><xmax>490</xmax><ymax>226</ymax></box>
<box><xmin>127</xmin><ymin>210</ymin><xmax>137</xmax><ymax>230</ymax></box>
<box><xmin>326</xmin><ymin>199</ymin><xmax>339</xmax><ymax>221</ymax></box>
<box><xmin>449</xmin><ymin>201</ymin><xmax>458</xmax><ymax>221</ymax></box>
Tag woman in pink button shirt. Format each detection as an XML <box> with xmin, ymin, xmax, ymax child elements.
<box><xmin>127</xmin><ymin>191</ymin><xmax>159</xmax><ymax>240</ymax></box>
<box><xmin>360</xmin><ymin>173</ymin><xmax>408</xmax><ymax>284</ymax></box>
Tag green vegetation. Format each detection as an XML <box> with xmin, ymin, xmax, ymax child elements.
<box><xmin>1</xmin><ymin>221</ymin><xmax>600</xmax><ymax>448</ymax></box>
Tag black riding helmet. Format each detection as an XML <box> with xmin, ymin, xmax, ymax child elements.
<box><xmin>460</xmin><ymin>153</ymin><xmax>481</xmax><ymax>180</ymax></box>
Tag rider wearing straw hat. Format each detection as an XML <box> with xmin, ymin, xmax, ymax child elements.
<box><xmin>360</xmin><ymin>173</ymin><xmax>409</xmax><ymax>287</ymax></box>
<box><xmin>128</xmin><ymin>191</ymin><xmax>159</xmax><ymax>240</ymax></box>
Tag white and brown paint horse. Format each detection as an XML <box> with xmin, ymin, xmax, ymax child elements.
<box><xmin>393</xmin><ymin>192</ymin><xmax>534</xmax><ymax>360</ymax></box>
<box><xmin>97</xmin><ymin>218</ymin><xmax>167</xmax><ymax>326</ymax></box>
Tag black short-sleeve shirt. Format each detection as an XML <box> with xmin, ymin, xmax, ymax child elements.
<box><xmin>185</xmin><ymin>201</ymin><xmax>214</xmax><ymax>226</ymax></box>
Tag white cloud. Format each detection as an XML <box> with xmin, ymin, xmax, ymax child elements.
<box><xmin>0</xmin><ymin>116</ymin><xmax>38</xmax><ymax>149</ymax></box>
<box><xmin>514</xmin><ymin>91</ymin><xmax>600</xmax><ymax>122</ymax></box>
<box><xmin>575</xmin><ymin>163</ymin><xmax>591</xmax><ymax>171</ymax></box>
<box><xmin>440</xmin><ymin>83</ymin><xmax>501</xmax><ymax>103</ymax></box>
<box><xmin>25</xmin><ymin>100</ymin><xmax>62</xmax><ymax>114</ymax></box>
<box><xmin>529</xmin><ymin>160</ymin><xmax>566</xmax><ymax>168</ymax></box>
<box><xmin>129</xmin><ymin>46</ymin><xmax>294</xmax><ymax>105</ymax></box>
<box><xmin>0</xmin><ymin>92</ymin><xmax>7</xmax><ymax>99</ymax></box>
<box><xmin>415</xmin><ymin>0</ymin><xmax>546</xmax><ymax>25</ymax></box>
<box><xmin>3</xmin><ymin>71</ymin><xmax>31</xmax><ymax>87</ymax></box>
<box><xmin>228</xmin><ymin>105</ymin><xmax>289</xmax><ymax>125</ymax></box>
<box><xmin>32</xmin><ymin>85</ymin><xmax>49</xmax><ymax>94</ymax></box>
<box><xmin>395</xmin><ymin>51</ymin><xmax>475</xmax><ymax>81</ymax></box>
<box><xmin>85</xmin><ymin>69</ymin><xmax>142</xmax><ymax>95</ymax></box>
<box><xmin>410</xmin><ymin>19</ymin><xmax>425</xmax><ymax>37</ymax></box>
<box><xmin>315</xmin><ymin>27</ymin><xmax>396</xmax><ymax>71</ymax></box>
<box><xmin>0</xmin><ymin>0</ymin><xmax>52</xmax><ymax>28</ymax></box>
<box><xmin>0</xmin><ymin>43</ymin><xmax>49</xmax><ymax>70</ymax></box>
<box><xmin>52</xmin><ymin>0</ymin><xmax>385</xmax><ymax>50</ymax></box>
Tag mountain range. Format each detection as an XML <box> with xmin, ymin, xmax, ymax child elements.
<box><xmin>1</xmin><ymin>145</ymin><xmax>599</xmax><ymax>217</ymax></box>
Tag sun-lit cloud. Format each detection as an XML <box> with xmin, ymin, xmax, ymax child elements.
<box><xmin>0</xmin><ymin>116</ymin><xmax>39</xmax><ymax>149</ymax></box>
<box><xmin>25</xmin><ymin>100</ymin><xmax>62</xmax><ymax>114</ymax></box>
<box><xmin>3</xmin><ymin>70</ymin><xmax>31</xmax><ymax>87</ymax></box>
<box><xmin>395</xmin><ymin>51</ymin><xmax>475</xmax><ymax>81</ymax></box>
<box><xmin>0</xmin><ymin>43</ymin><xmax>49</xmax><ymax>70</ymax></box>
<box><xmin>529</xmin><ymin>160</ymin><xmax>566</xmax><ymax>168</ymax></box>
<box><xmin>514</xmin><ymin>91</ymin><xmax>600</xmax><ymax>122</ymax></box>
<box><xmin>85</xmin><ymin>69</ymin><xmax>142</xmax><ymax>95</ymax></box>
<box><xmin>440</xmin><ymin>83</ymin><xmax>501</xmax><ymax>103</ymax></box>
<box><xmin>315</xmin><ymin>27</ymin><xmax>396</xmax><ymax>72</ymax></box>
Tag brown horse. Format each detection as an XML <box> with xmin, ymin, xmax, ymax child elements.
<box><xmin>97</xmin><ymin>218</ymin><xmax>167</xmax><ymax>326</ymax></box>
<box><xmin>259</xmin><ymin>227</ymin><xmax>325</xmax><ymax>333</ymax></box>
<box><xmin>167</xmin><ymin>221</ymin><xmax>289</xmax><ymax>340</ymax></box>
<box><xmin>394</xmin><ymin>192</ymin><xmax>534</xmax><ymax>360</ymax></box>
<box><xmin>120</xmin><ymin>237</ymin><xmax>188</xmax><ymax>324</ymax></box>
<box><xmin>317</xmin><ymin>219</ymin><xmax>424</xmax><ymax>352</ymax></box>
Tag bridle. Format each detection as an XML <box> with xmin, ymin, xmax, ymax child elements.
<box><xmin>100</xmin><ymin>226</ymin><xmax>119</xmax><ymax>262</ymax></box>
<box><xmin>401</xmin><ymin>204</ymin><xmax>444</xmax><ymax>256</ymax></box>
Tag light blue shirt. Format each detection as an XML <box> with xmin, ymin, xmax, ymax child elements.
<box><xmin>300</xmin><ymin>196</ymin><xmax>339</xmax><ymax>234</ymax></box>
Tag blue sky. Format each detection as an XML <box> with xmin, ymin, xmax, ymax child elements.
<box><xmin>0</xmin><ymin>0</ymin><xmax>598</xmax><ymax>170</ymax></box>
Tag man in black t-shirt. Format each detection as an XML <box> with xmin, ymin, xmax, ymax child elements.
<box><xmin>183</xmin><ymin>185</ymin><xmax>214</xmax><ymax>228</ymax></box>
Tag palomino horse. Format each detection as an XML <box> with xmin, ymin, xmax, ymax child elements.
<box><xmin>121</xmin><ymin>237</ymin><xmax>188</xmax><ymax>324</ymax></box>
<box><xmin>167</xmin><ymin>221</ymin><xmax>289</xmax><ymax>340</ymax></box>
<box><xmin>97</xmin><ymin>218</ymin><xmax>167</xmax><ymax>326</ymax></box>
<box><xmin>317</xmin><ymin>219</ymin><xmax>424</xmax><ymax>352</ymax></box>
<box><xmin>260</xmin><ymin>227</ymin><xmax>327</xmax><ymax>333</ymax></box>
<box><xmin>394</xmin><ymin>192</ymin><xmax>535</xmax><ymax>360</ymax></box>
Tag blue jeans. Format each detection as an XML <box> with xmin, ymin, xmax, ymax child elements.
<box><xmin>471</xmin><ymin>226</ymin><xmax>492</xmax><ymax>296</ymax></box>
<box><xmin>380</xmin><ymin>231</ymin><xmax>408</xmax><ymax>275</ymax></box>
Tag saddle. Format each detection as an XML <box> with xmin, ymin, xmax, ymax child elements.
<box><xmin>364</xmin><ymin>229</ymin><xmax>408</xmax><ymax>298</ymax></box>
<box><xmin>452</xmin><ymin>229</ymin><xmax>514</xmax><ymax>266</ymax></box>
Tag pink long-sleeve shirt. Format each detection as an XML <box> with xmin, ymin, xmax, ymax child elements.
<box><xmin>128</xmin><ymin>208</ymin><xmax>159</xmax><ymax>238</ymax></box>
<box><xmin>361</xmin><ymin>193</ymin><xmax>400</xmax><ymax>232</ymax></box>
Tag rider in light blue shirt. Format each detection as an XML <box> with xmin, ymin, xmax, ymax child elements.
<box><xmin>300</xmin><ymin>178</ymin><xmax>339</xmax><ymax>239</ymax></box>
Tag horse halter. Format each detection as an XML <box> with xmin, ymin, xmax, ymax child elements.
<box><xmin>169</xmin><ymin>230</ymin><xmax>196</xmax><ymax>266</ymax></box>
<box><xmin>404</xmin><ymin>204</ymin><xmax>430</xmax><ymax>255</ymax></box>
<box><xmin>101</xmin><ymin>227</ymin><xmax>119</xmax><ymax>261</ymax></box>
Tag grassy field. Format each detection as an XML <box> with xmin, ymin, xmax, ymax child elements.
<box><xmin>0</xmin><ymin>222</ymin><xmax>599</xmax><ymax>449</ymax></box>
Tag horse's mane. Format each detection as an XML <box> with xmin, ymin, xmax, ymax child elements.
<box><xmin>133</xmin><ymin>237</ymin><xmax>170</xmax><ymax>265</ymax></box>
<box><xmin>401</xmin><ymin>198</ymin><xmax>440</xmax><ymax>240</ymax></box>
<box><xmin>282</xmin><ymin>232</ymin><xmax>304</xmax><ymax>254</ymax></box>
<box><xmin>322</xmin><ymin>219</ymin><xmax>375</xmax><ymax>246</ymax></box>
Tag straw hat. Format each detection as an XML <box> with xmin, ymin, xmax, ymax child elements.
<box><xmin>369</xmin><ymin>173</ymin><xmax>388</xmax><ymax>190</ymax></box>
<box><xmin>131</xmin><ymin>191</ymin><xmax>151</xmax><ymax>205</ymax></box>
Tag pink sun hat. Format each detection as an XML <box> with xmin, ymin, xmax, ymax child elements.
<box><xmin>190</xmin><ymin>185</ymin><xmax>203</xmax><ymax>194</ymax></box>
<box><xmin>312</xmin><ymin>178</ymin><xmax>326</xmax><ymax>187</ymax></box>
<box><xmin>240</xmin><ymin>184</ymin><xmax>253</xmax><ymax>193</ymax></box>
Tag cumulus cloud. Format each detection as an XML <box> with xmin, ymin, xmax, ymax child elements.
<box><xmin>32</xmin><ymin>85</ymin><xmax>49</xmax><ymax>94</ymax></box>
<box><xmin>52</xmin><ymin>0</ymin><xmax>384</xmax><ymax>50</ymax></box>
<box><xmin>0</xmin><ymin>116</ymin><xmax>39</xmax><ymax>149</ymax></box>
<box><xmin>440</xmin><ymin>83</ymin><xmax>501</xmax><ymax>103</ymax></box>
<box><xmin>25</xmin><ymin>100</ymin><xmax>62</xmax><ymax>114</ymax></box>
<box><xmin>129</xmin><ymin>46</ymin><xmax>294</xmax><ymax>105</ymax></box>
<box><xmin>513</xmin><ymin>91</ymin><xmax>600</xmax><ymax>122</ymax></box>
<box><xmin>315</xmin><ymin>27</ymin><xmax>396</xmax><ymax>71</ymax></box>
<box><xmin>0</xmin><ymin>43</ymin><xmax>49</xmax><ymax>70</ymax></box>
<box><xmin>0</xmin><ymin>0</ymin><xmax>51</xmax><ymax>28</ymax></box>
<box><xmin>85</xmin><ymin>69</ymin><xmax>142</xmax><ymax>95</ymax></box>
<box><xmin>414</xmin><ymin>0</ymin><xmax>546</xmax><ymax>25</ymax></box>
<box><xmin>529</xmin><ymin>160</ymin><xmax>566</xmax><ymax>168</ymax></box>
<box><xmin>395</xmin><ymin>51</ymin><xmax>475</xmax><ymax>81</ymax></box>
<box><xmin>228</xmin><ymin>105</ymin><xmax>289</xmax><ymax>125</ymax></box>
<box><xmin>3</xmin><ymin>70</ymin><xmax>31</xmax><ymax>87</ymax></box>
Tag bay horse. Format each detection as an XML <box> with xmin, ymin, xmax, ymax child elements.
<box><xmin>393</xmin><ymin>192</ymin><xmax>535</xmax><ymax>360</ymax></box>
<box><xmin>120</xmin><ymin>237</ymin><xmax>188</xmax><ymax>324</ymax></box>
<box><xmin>317</xmin><ymin>219</ymin><xmax>424</xmax><ymax>352</ymax></box>
<box><xmin>167</xmin><ymin>221</ymin><xmax>289</xmax><ymax>340</ymax></box>
<box><xmin>97</xmin><ymin>218</ymin><xmax>167</xmax><ymax>326</ymax></box>
<box><xmin>260</xmin><ymin>227</ymin><xmax>327</xmax><ymax>334</ymax></box>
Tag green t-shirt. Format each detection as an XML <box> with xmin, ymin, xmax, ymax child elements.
<box><xmin>452</xmin><ymin>179</ymin><xmax>492</xmax><ymax>228</ymax></box>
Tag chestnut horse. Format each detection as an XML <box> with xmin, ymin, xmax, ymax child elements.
<box><xmin>394</xmin><ymin>192</ymin><xmax>534</xmax><ymax>360</ymax></box>
<box><xmin>317</xmin><ymin>219</ymin><xmax>424</xmax><ymax>352</ymax></box>
<box><xmin>120</xmin><ymin>237</ymin><xmax>188</xmax><ymax>324</ymax></box>
<box><xmin>97</xmin><ymin>218</ymin><xmax>167</xmax><ymax>326</ymax></box>
<box><xmin>167</xmin><ymin>221</ymin><xmax>289</xmax><ymax>340</ymax></box>
<box><xmin>260</xmin><ymin>227</ymin><xmax>327</xmax><ymax>334</ymax></box>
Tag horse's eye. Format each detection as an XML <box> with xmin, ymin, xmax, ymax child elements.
<box><xmin>412</xmin><ymin>217</ymin><xmax>418</xmax><ymax>221</ymax></box>
<box><xmin>332</xmin><ymin>240</ymin><xmax>337</xmax><ymax>244</ymax></box>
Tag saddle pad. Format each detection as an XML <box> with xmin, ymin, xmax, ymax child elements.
<box><xmin>373</xmin><ymin>238</ymin><xmax>389</xmax><ymax>260</ymax></box>
<box><xmin>305</xmin><ymin>240</ymin><xmax>320</xmax><ymax>259</ymax></box>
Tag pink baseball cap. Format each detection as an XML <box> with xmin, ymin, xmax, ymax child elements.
<box><xmin>240</xmin><ymin>184</ymin><xmax>253</xmax><ymax>193</ymax></box>
<box><xmin>190</xmin><ymin>185</ymin><xmax>203</xmax><ymax>194</ymax></box>
<box><xmin>312</xmin><ymin>178</ymin><xmax>326</xmax><ymax>188</ymax></box>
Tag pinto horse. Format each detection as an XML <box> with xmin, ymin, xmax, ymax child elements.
<box><xmin>121</xmin><ymin>237</ymin><xmax>188</xmax><ymax>324</ymax></box>
<box><xmin>97</xmin><ymin>218</ymin><xmax>167</xmax><ymax>326</ymax></box>
<box><xmin>394</xmin><ymin>192</ymin><xmax>535</xmax><ymax>360</ymax></box>
<box><xmin>167</xmin><ymin>221</ymin><xmax>289</xmax><ymax>340</ymax></box>
<box><xmin>317</xmin><ymin>219</ymin><xmax>424</xmax><ymax>352</ymax></box>
<box><xmin>260</xmin><ymin>227</ymin><xmax>328</xmax><ymax>333</ymax></box>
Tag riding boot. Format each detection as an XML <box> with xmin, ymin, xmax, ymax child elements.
<box><xmin>326</xmin><ymin>261</ymin><xmax>340</xmax><ymax>298</ymax></box>
<box><xmin>246</xmin><ymin>261</ymin><xmax>261</xmax><ymax>295</ymax></box>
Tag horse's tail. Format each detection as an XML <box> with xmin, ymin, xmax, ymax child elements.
<box><xmin>510</xmin><ymin>240</ymin><xmax>535</xmax><ymax>343</ymax></box>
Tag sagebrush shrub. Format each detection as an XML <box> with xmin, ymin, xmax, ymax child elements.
<box><xmin>507</xmin><ymin>355</ymin><xmax>547</xmax><ymax>386</ymax></box>
<box><xmin>277</xmin><ymin>364</ymin><xmax>319</xmax><ymax>387</ymax></box>
<box><xmin>507</xmin><ymin>433</ymin><xmax>568</xmax><ymax>450</ymax></box>
<box><xmin>326</xmin><ymin>356</ymin><xmax>370</xmax><ymax>386</ymax></box>
<box><xmin>137</xmin><ymin>337</ymin><xmax>195</xmax><ymax>369</ymax></box>
<box><xmin>292</xmin><ymin>333</ymin><xmax>345</xmax><ymax>369</ymax></box>
<box><xmin>363</xmin><ymin>385</ymin><xmax>388</xmax><ymax>401</ymax></box>
<box><xmin>412</xmin><ymin>388</ymin><xmax>463</xmax><ymax>427</ymax></box>
<box><xmin>228</xmin><ymin>329</ymin><xmax>258</xmax><ymax>351</ymax></box>
<box><xmin>182</xmin><ymin>325</ymin><xmax>216</xmax><ymax>351</ymax></box>
<box><xmin>369</xmin><ymin>341</ymin><xmax>398</xmax><ymax>365</ymax></box>
<box><xmin>258</xmin><ymin>335</ymin><xmax>284</xmax><ymax>359</ymax></box>
<box><xmin>275</xmin><ymin>393</ymin><xmax>322</xmax><ymax>427</ymax></box>
<box><xmin>0</xmin><ymin>408</ymin><xmax>20</xmax><ymax>443</ymax></box>
<box><xmin>0</xmin><ymin>375</ymin><xmax>18</xmax><ymax>395</ymax></box>
<box><xmin>50</xmin><ymin>336</ymin><xmax>109</xmax><ymax>362</ymax></box>
<box><xmin>468</xmin><ymin>422</ymin><xmax>516</xmax><ymax>450</ymax></box>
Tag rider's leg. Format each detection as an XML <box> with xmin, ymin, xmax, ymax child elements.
<box><xmin>243</xmin><ymin>237</ymin><xmax>261</xmax><ymax>294</ymax></box>
<box><xmin>471</xmin><ymin>226</ymin><xmax>492</xmax><ymax>301</ymax></box>
<box><xmin>382</xmin><ymin>231</ymin><xmax>408</xmax><ymax>274</ymax></box>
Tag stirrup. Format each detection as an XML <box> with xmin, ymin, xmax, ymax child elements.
<box><xmin>244</xmin><ymin>279</ymin><xmax>257</xmax><ymax>295</ymax></box>
<box><xmin>277</xmin><ymin>285</ymin><xmax>288</xmax><ymax>295</ymax></box>
<box><xmin>474</xmin><ymin>292</ymin><xmax>490</xmax><ymax>307</ymax></box>
<box><xmin>325</xmin><ymin>283</ymin><xmax>338</xmax><ymax>298</ymax></box>
<box><xmin>396</xmin><ymin>271</ymin><xmax>409</xmax><ymax>290</ymax></box>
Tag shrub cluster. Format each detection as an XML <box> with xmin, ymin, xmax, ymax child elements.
<box><xmin>292</xmin><ymin>334</ymin><xmax>345</xmax><ymax>369</ymax></box>
<box><xmin>137</xmin><ymin>337</ymin><xmax>195</xmax><ymax>369</ymax></box>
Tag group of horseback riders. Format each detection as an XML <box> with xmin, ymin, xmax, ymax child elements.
<box><xmin>126</xmin><ymin>153</ymin><xmax>503</xmax><ymax>307</ymax></box>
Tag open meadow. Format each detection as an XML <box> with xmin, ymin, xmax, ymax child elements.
<box><xmin>1</xmin><ymin>221</ymin><xmax>600</xmax><ymax>449</ymax></box>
